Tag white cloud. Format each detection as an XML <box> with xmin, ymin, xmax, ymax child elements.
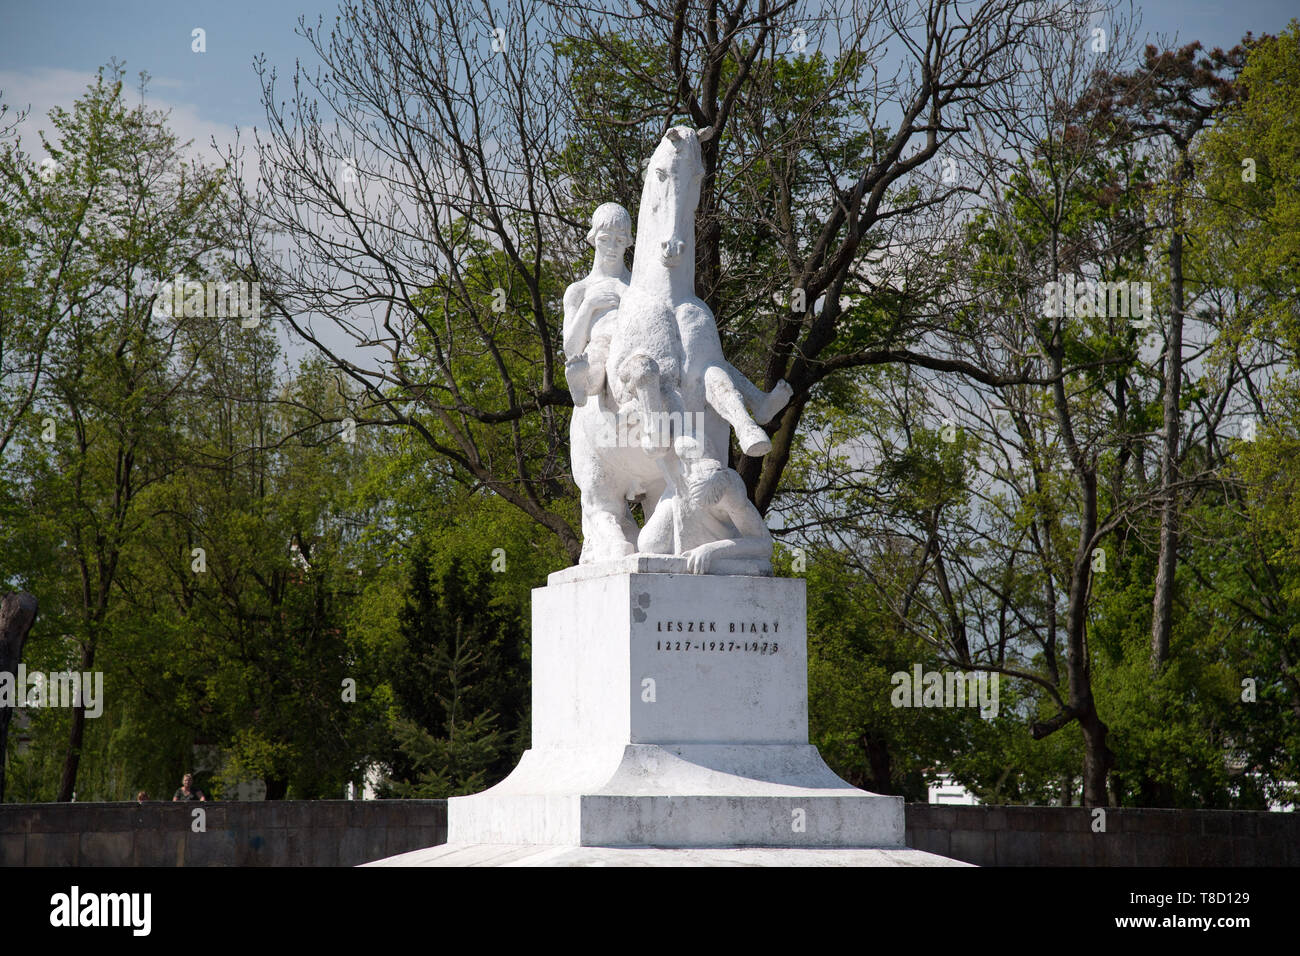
<box><xmin>0</xmin><ymin>66</ymin><xmax>238</xmax><ymax>169</ymax></box>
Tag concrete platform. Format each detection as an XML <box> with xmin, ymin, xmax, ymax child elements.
<box><xmin>366</xmin><ymin>843</ymin><xmax>971</xmax><ymax>867</ymax></box>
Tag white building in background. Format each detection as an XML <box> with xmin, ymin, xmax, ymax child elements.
<box><xmin>928</xmin><ymin>774</ymin><xmax>980</xmax><ymax>805</ymax></box>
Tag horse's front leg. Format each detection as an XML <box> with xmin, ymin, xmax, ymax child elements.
<box><xmin>703</xmin><ymin>365</ymin><xmax>773</xmax><ymax>457</ymax></box>
<box><xmin>573</xmin><ymin>413</ymin><xmax>639</xmax><ymax>563</ymax></box>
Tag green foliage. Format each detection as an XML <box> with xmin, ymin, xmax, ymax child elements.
<box><xmin>382</xmin><ymin>545</ymin><xmax>527</xmax><ymax>792</ymax></box>
<box><xmin>802</xmin><ymin>547</ymin><xmax>957</xmax><ymax>800</ymax></box>
<box><xmin>5</xmin><ymin>25</ymin><xmax>1300</xmax><ymax>811</ymax></box>
<box><xmin>386</xmin><ymin>713</ymin><xmax>506</xmax><ymax>799</ymax></box>
<box><xmin>798</xmin><ymin>544</ymin><xmax>1080</xmax><ymax>803</ymax></box>
<box><xmin>1201</xmin><ymin>22</ymin><xmax>1300</xmax><ymax>342</ymax></box>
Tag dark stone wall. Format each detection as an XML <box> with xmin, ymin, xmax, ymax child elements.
<box><xmin>0</xmin><ymin>800</ymin><xmax>446</xmax><ymax>867</ymax></box>
<box><xmin>2</xmin><ymin>800</ymin><xmax>1295</xmax><ymax>865</ymax></box>
<box><xmin>905</xmin><ymin>804</ymin><xmax>1300</xmax><ymax>866</ymax></box>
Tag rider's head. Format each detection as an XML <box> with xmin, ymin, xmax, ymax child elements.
<box><xmin>587</xmin><ymin>203</ymin><xmax>632</xmax><ymax>256</ymax></box>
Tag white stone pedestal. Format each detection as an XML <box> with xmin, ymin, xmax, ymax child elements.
<box><xmin>443</xmin><ymin>570</ymin><xmax>905</xmax><ymax>849</ymax></box>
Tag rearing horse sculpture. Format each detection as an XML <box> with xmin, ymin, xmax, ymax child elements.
<box><xmin>604</xmin><ymin>126</ymin><xmax>789</xmax><ymax>465</ymax></box>
<box><xmin>567</xmin><ymin>125</ymin><xmax>790</xmax><ymax>566</ymax></box>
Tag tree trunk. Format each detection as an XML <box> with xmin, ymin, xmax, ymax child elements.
<box><xmin>0</xmin><ymin>593</ymin><xmax>38</xmax><ymax>803</ymax></box>
<box><xmin>56</xmin><ymin>641</ymin><xmax>95</xmax><ymax>802</ymax></box>
<box><xmin>1151</xmin><ymin>151</ymin><xmax>1191</xmax><ymax>672</ymax></box>
<box><xmin>1069</xmin><ymin>472</ymin><xmax>1114</xmax><ymax>806</ymax></box>
<box><xmin>1079</xmin><ymin>705</ymin><xmax>1115</xmax><ymax>807</ymax></box>
<box><xmin>860</xmin><ymin>731</ymin><xmax>892</xmax><ymax>795</ymax></box>
<box><xmin>744</xmin><ymin>392</ymin><xmax>807</xmax><ymax>512</ymax></box>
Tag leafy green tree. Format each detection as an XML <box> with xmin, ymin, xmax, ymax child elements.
<box><xmin>1087</xmin><ymin>39</ymin><xmax>1248</xmax><ymax>672</ymax></box>
<box><xmin>135</xmin><ymin>354</ymin><xmax>390</xmax><ymax>799</ymax></box>
<box><xmin>1201</xmin><ymin>22</ymin><xmax>1300</xmax><ymax>345</ymax></box>
<box><xmin>803</xmin><ymin>547</ymin><xmax>971</xmax><ymax>801</ymax></box>
<box><xmin>0</xmin><ymin>65</ymin><xmax>234</xmax><ymax>800</ymax></box>
<box><xmin>241</xmin><ymin>0</ymin><xmax>1074</xmax><ymax>561</ymax></box>
<box><xmin>381</xmin><ymin>545</ymin><xmax>527</xmax><ymax>797</ymax></box>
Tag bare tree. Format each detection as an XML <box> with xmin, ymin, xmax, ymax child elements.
<box><xmin>550</xmin><ymin>0</ymin><xmax>1076</xmax><ymax>509</ymax></box>
<box><xmin>778</xmin><ymin>2</ymin><xmax>1164</xmax><ymax>806</ymax></box>
<box><xmin>236</xmin><ymin>0</ymin><xmax>1071</xmax><ymax>563</ymax></box>
<box><xmin>236</xmin><ymin>0</ymin><xmax>584</xmax><ymax>557</ymax></box>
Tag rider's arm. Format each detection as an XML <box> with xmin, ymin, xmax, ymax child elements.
<box><xmin>562</xmin><ymin>284</ymin><xmax>594</xmax><ymax>359</ymax></box>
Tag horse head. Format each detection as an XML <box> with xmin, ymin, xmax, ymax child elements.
<box><xmin>635</xmin><ymin>126</ymin><xmax>713</xmax><ymax>273</ymax></box>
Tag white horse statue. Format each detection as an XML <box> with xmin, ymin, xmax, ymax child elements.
<box><xmin>565</xmin><ymin>126</ymin><xmax>790</xmax><ymax>570</ymax></box>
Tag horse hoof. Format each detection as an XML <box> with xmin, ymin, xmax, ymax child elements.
<box><xmin>757</xmin><ymin>380</ymin><xmax>794</xmax><ymax>423</ymax></box>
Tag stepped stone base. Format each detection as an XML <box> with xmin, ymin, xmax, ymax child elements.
<box><xmin>446</xmin><ymin>743</ymin><xmax>904</xmax><ymax>847</ymax></box>
<box><xmin>368</xmin><ymin>571</ymin><xmax>960</xmax><ymax>866</ymax></box>
<box><xmin>369</xmin><ymin>844</ymin><xmax>969</xmax><ymax>867</ymax></box>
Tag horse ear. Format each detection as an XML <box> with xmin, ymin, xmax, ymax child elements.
<box><xmin>697</xmin><ymin>126</ymin><xmax>715</xmax><ymax>143</ymax></box>
<box><xmin>665</xmin><ymin>127</ymin><xmax>686</xmax><ymax>145</ymax></box>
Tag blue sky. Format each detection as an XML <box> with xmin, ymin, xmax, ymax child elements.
<box><xmin>0</xmin><ymin>0</ymin><xmax>344</xmax><ymax>157</ymax></box>
<box><xmin>2</xmin><ymin>0</ymin><xmax>1296</xmax><ymax>154</ymax></box>
<box><xmin>1</xmin><ymin>0</ymin><xmax>1293</xmax><ymax>356</ymax></box>
<box><xmin>0</xmin><ymin>0</ymin><xmax>335</xmax><ymax>127</ymax></box>
<box><xmin>1</xmin><ymin>0</ymin><xmax>1292</xmax><ymax>375</ymax></box>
